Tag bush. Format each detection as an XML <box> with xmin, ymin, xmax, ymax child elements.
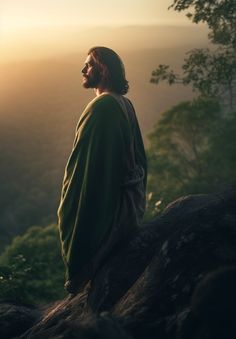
<box><xmin>0</xmin><ymin>224</ymin><xmax>66</xmax><ymax>304</ymax></box>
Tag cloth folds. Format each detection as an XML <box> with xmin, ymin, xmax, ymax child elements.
<box><xmin>58</xmin><ymin>93</ymin><xmax>147</xmax><ymax>284</ymax></box>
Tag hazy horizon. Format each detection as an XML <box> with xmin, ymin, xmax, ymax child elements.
<box><xmin>1</xmin><ymin>24</ymin><xmax>209</xmax><ymax>63</ymax></box>
<box><xmin>1</xmin><ymin>0</ymin><xmax>204</xmax><ymax>64</ymax></box>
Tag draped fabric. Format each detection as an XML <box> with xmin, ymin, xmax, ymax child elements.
<box><xmin>58</xmin><ymin>94</ymin><xmax>147</xmax><ymax>282</ymax></box>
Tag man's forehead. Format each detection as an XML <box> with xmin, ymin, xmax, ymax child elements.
<box><xmin>84</xmin><ymin>54</ymin><xmax>93</xmax><ymax>64</ymax></box>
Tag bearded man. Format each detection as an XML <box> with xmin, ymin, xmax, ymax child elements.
<box><xmin>58</xmin><ymin>47</ymin><xmax>147</xmax><ymax>294</ymax></box>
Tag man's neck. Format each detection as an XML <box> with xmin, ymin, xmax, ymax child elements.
<box><xmin>94</xmin><ymin>88</ymin><xmax>101</xmax><ymax>96</ymax></box>
<box><xmin>94</xmin><ymin>87</ymin><xmax>118</xmax><ymax>97</ymax></box>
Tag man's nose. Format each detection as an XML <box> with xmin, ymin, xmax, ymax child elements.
<box><xmin>81</xmin><ymin>65</ymin><xmax>87</xmax><ymax>74</ymax></box>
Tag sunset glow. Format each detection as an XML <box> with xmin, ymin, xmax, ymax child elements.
<box><xmin>1</xmin><ymin>0</ymin><xmax>190</xmax><ymax>30</ymax></box>
<box><xmin>0</xmin><ymin>0</ymin><xmax>196</xmax><ymax>62</ymax></box>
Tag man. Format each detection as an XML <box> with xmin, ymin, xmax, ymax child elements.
<box><xmin>58</xmin><ymin>47</ymin><xmax>147</xmax><ymax>294</ymax></box>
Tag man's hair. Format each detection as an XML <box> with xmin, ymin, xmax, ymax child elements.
<box><xmin>88</xmin><ymin>46</ymin><xmax>129</xmax><ymax>95</ymax></box>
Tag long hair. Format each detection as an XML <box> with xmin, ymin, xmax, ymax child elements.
<box><xmin>88</xmin><ymin>46</ymin><xmax>129</xmax><ymax>95</ymax></box>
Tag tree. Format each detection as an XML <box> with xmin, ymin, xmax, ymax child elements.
<box><xmin>146</xmin><ymin>97</ymin><xmax>224</xmax><ymax>213</ymax></box>
<box><xmin>169</xmin><ymin>0</ymin><xmax>236</xmax><ymax>47</ymax></box>
<box><xmin>146</xmin><ymin>1</ymin><xmax>236</xmax><ymax>216</ymax></box>
<box><xmin>0</xmin><ymin>224</ymin><xmax>66</xmax><ymax>304</ymax></box>
<box><xmin>151</xmin><ymin>48</ymin><xmax>236</xmax><ymax>109</ymax></box>
<box><xmin>151</xmin><ymin>0</ymin><xmax>236</xmax><ymax>111</ymax></box>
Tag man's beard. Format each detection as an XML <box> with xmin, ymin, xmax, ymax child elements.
<box><xmin>82</xmin><ymin>69</ymin><xmax>101</xmax><ymax>89</ymax></box>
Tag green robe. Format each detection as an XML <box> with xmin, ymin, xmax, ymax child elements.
<box><xmin>58</xmin><ymin>93</ymin><xmax>147</xmax><ymax>281</ymax></box>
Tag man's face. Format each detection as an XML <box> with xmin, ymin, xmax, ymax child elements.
<box><xmin>81</xmin><ymin>54</ymin><xmax>101</xmax><ymax>89</ymax></box>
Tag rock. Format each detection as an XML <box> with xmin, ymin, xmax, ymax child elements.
<box><xmin>1</xmin><ymin>187</ymin><xmax>236</xmax><ymax>339</ymax></box>
<box><xmin>0</xmin><ymin>300</ymin><xmax>41</xmax><ymax>339</ymax></box>
<box><xmin>112</xmin><ymin>188</ymin><xmax>236</xmax><ymax>339</ymax></box>
<box><xmin>22</xmin><ymin>313</ymin><xmax>133</xmax><ymax>339</ymax></box>
<box><xmin>177</xmin><ymin>266</ymin><xmax>236</xmax><ymax>339</ymax></box>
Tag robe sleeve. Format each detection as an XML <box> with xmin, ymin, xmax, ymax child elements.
<box><xmin>58</xmin><ymin>96</ymin><xmax>129</xmax><ymax>280</ymax></box>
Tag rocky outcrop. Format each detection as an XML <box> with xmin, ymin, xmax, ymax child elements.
<box><xmin>1</xmin><ymin>187</ymin><xmax>236</xmax><ymax>339</ymax></box>
<box><xmin>0</xmin><ymin>301</ymin><xmax>41</xmax><ymax>339</ymax></box>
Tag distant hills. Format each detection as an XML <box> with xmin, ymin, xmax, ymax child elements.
<box><xmin>1</xmin><ymin>24</ymin><xmax>209</xmax><ymax>62</ymax></box>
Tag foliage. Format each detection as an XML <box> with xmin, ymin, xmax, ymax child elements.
<box><xmin>151</xmin><ymin>48</ymin><xmax>236</xmax><ymax>107</ymax></box>
<box><xmin>0</xmin><ymin>224</ymin><xmax>66</xmax><ymax>304</ymax></box>
<box><xmin>146</xmin><ymin>97</ymin><xmax>236</xmax><ymax>216</ymax></box>
<box><xmin>146</xmin><ymin>0</ymin><xmax>236</xmax><ymax>217</ymax></box>
<box><xmin>151</xmin><ymin>0</ymin><xmax>236</xmax><ymax>111</ymax></box>
<box><xmin>169</xmin><ymin>0</ymin><xmax>236</xmax><ymax>47</ymax></box>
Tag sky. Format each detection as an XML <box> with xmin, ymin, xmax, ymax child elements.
<box><xmin>0</xmin><ymin>0</ymin><xmax>190</xmax><ymax>31</ymax></box>
<box><xmin>0</xmin><ymin>0</ymin><xmax>197</xmax><ymax>62</ymax></box>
